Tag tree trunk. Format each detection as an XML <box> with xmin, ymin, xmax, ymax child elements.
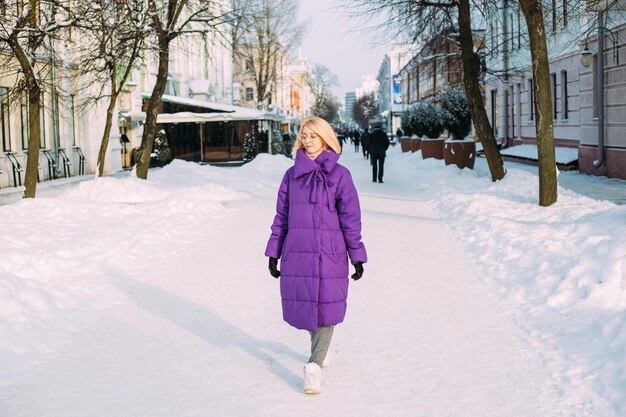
<box><xmin>8</xmin><ymin>35</ymin><xmax>41</xmax><ymax>198</ymax></box>
<box><xmin>24</xmin><ymin>82</ymin><xmax>42</xmax><ymax>198</ymax></box>
<box><xmin>519</xmin><ymin>0</ymin><xmax>558</xmax><ymax>206</ymax></box>
<box><xmin>135</xmin><ymin>39</ymin><xmax>170</xmax><ymax>179</ymax></box>
<box><xmin>457</xmin><ymin>0</ymin><xmax>506</xmax><ymax>181</ymax></box>
<box><xmin>97</xmin><ymin>95</ymin><xmax>118</xmax><ymax>177</ymax></box>
<box><xmin>97</xmin><ymin>63</ymin><xmax>119</xmax><ymax>177</ymax></box>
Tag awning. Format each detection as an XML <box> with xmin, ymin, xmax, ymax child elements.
<box><xmin>119</xmin><ymin>111</ymin><xmax>147</xmax><ymax>121</ymax></box>
<box><xmin>142</xmin><ymin>92</ymin><xmax>284</xmax><ymax>123</ymax></box>
<box><xmin>156</xmin><ymin>112</ymin><xmax>214</xmax><ymax>124</ymax></box>
<box><xmin>141</xmin><ymin>93</ymin><xmax>236</xmax><ymax>113</ymax></box>
<box><xmin>157</xmin><ymin>108</ymin><xmax>283</xmax><ymax>124</ymax></box>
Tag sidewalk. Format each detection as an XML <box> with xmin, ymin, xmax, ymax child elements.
<box><xmin>473</xmin><ymin>143</ymin><xmax>626</xmax><ymax>205</ymax></box>
<box><xmin>2</xmin><ymin>154</ymin><xmax>624</xmax><ymax>206</ymax></box>
<box><xmin>490</xmin><ymin>158</ymin><xmax>626</xmax><ymax>205</ymax></box>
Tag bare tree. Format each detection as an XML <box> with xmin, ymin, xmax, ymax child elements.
<box><xmin>135</xmin><ymin>0</ymin><xmax>230</xmax><ymax>179</ymax></box>
<box><xmin>0</xmin><ymin>0</ymin><xmax>78</xmax><ymax>197</ymax></box>
<box><xmin>320</xmin><ymin>95</ymin><xmax>341</xmax><ymax>123</ymax></box>
<box><xmin>518</xmin><ymin>0</ymin><xmax>557</xmax><ymax>206</ymax></box>
<box><xmin>353</xmin><ymin>92</ymin><xmax>379</xmax><ymax>128</ymax></box>
<box><xmin>78</xmin><ymin>0</ymin><xmax>145</xmax><ymax>177</ymax></box>
<box><xmin>347</xmin><ymin>0</ymin><xmax>507</xmax><ymax>182</ymax></box>
<box><xmin>306</xmin><ymin>64</ymin><xmax>339</xmax><ymax>117</ymax></box>
<box><xmin>232</xmin><ymin>0</ymin><xmax>305</xmax><ymax>107</ymax></box>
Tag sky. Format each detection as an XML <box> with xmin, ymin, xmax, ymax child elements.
<box><xmin>296</xmin><ymin>0</ymin><xmax>387</xmax><ymax>103</ymax></box>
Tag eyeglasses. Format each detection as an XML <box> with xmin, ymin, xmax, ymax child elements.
<box><xmin>299</xmin><ymin>135</ymin><xmax>319</xmax><ymax>143</ymax></box>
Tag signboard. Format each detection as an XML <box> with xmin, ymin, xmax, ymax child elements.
<box><xmin>392</xmin><ymin>75</ymin><xmax>402</xmax><ymax>105</ymax></box>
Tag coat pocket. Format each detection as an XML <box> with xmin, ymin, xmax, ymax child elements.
<box><xmin>332</xmin><ymin>233</ymin><xmax>347</xmax><ymax>258</ymax></box>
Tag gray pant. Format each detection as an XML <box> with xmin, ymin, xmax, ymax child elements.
<box><xmin>308</xmin><ymin>325</ymin><xmax>334</xmax><ymax>367</ymax></box>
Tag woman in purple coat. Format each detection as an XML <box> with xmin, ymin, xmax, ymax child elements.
<box><xmin>265</xmin><ymin>117</ymin><xmax>367</xmax><ymax>394</ymax></box>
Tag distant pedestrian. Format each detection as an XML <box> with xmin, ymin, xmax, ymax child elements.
<box><xmin>369</xmin><ymin>124</ymin><xmax>390</xmax><ymax>183</ymax></box>
<box><xmin>353</xmin><ymin>129</ymin><xmax>360</xmax><ymax>152</ymax></box>
<box><xmin>395</xmin><ymin>127</ymin><xmax>403</xmax><ymax>143</ymax></box>
<box><xmin>361</xmin><ymin>128</ymin><xmax>370</xmax><ymax>160</ymax></box>
<box><xmin>265</xmin><ymin>116</ymin><xmax>367</xmax><ymax>395</ymax></box>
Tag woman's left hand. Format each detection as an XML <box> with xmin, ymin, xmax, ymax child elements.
<box><xmin>351</xmin><ymin>262</ymin><xmax>364</xmax><ymax>280</ymax></box>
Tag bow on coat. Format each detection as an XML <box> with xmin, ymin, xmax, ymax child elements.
<box><xmin>305</xmin><ymin>167</ymin><xmax>336</xmax><ymax>212</ymax></box>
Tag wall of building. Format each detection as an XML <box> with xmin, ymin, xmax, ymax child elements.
<box><xmin>484</xmin><ymin>3</ymin><xmax>626</xmax><ymax>179</ymax></box>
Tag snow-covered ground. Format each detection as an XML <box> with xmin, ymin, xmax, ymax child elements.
<box><xmin>500</xmin><ymin>144</ymin><xmax>579</xmax><ymax>164</ymax></box>
<box><xmin>1</xmin><ymin>146</ymin><xmax>624</xmax><ymax>416</ymax></box>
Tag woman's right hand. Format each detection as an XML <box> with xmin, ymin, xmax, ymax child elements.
<box><xmin>268</xmin><ymin>257</ymin><xmax>281</xmax><ymax>278</ymax></box>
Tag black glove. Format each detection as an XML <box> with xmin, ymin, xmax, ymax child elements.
<box><xmin>268</xmin><ymin>257</ymin><xmax>281</xmax><ymax>279</ymax></box>
<box><xmin>351</xmin><ymin>262</ymin><xmax>364</xmax><ymax>281</ymax></box>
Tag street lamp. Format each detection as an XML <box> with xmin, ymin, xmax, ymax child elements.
<box><xmin>580</xmin><ymin>43</ymin><xmax>593</xmax><ymax>68</ymax></box>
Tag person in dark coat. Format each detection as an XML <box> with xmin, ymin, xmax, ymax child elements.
<box><xmin>395</xmin><ymin>127</ymin><xmax>403</xmax><ymax>143</ymax></box>
<box><xmin>353</xmin><ymin>129</ymin><xmax>360</xmax><ymax>152</ymax></box>
<box><xmin>368</xmin><ymin>124</ymin><xmax>390</xmax><ymax>183</ymax></box>
<box><xmin>360</xmin><ymin>128</ymin><xmax>370</xmax><ymax>160</ymax></box>
<box><xmin>265</xmin><ymin>116</ymin><xmax>367</xmax><ymax>395</ymax></box>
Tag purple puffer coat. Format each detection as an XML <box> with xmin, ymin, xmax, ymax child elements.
<box><xmin>265</xmin><ymin>149</ymin><xmax>367</xmax><ymax>332</ymax></box>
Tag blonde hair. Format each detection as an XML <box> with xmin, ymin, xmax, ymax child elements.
<box><xmin>292</xmin><ymin>117</ymin><xmax>341</xmax><ymax>158</ymax></box>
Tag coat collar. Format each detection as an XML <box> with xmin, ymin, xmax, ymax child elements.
<box><xmin>294</xmin><ymin>148</ymin><xmax>339</xmax><ymax>178</ymax></box>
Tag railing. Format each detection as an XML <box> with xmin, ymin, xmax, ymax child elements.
<box><xmin>23</xmin><ymin>150</ymin><xmax>43</xmax><ymax>182</ymax></box>
<box><xmin>4</xmin><ymin>152</ymin><xmax>24</xmax><ymax>187</ymax></box>
<box><xmin>74</xmin><ymin>146</ymin><xmax>86</xmax><ymax>175</ymax></box>
<box><xmin>41</xmin><ymin>149</ymin><xmax>61</xmax><ymax>180</ymax></box>
<box><xmin>58</xmin><ymin>147</ymin><xmax>72</xmax><ymax>178</ymax></box>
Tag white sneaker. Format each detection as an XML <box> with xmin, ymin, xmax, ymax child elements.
<box><xmin>322</xmin><ymin>351</ymin><xmax>330</xmax><ymax>368</ymax></box>
<box><xmin>303</xmin><ymin>362</ymin><xmax>322</xmax><ymax>394</ymax></box>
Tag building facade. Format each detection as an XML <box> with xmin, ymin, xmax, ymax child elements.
<box><xmin>376</xmin><ymin>45</ymin><xmax>415</xmax><ymax>135</ymax></box>
<box><xmin>484</xmin><ymin>1</ymin><xmax>626</xmax><ymax>179</ymax></box>
<box><xmin>399</xmin><ymin>29</ymin><xmax>484</xmax><ymax>106</ymax></box>
<box><xmin>0</xmin><ymin>0</ymin><xmax>255</xmax><ymax>188</ymax></box>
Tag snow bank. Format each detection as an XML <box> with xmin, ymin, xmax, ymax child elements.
<box><xmin>1</xmin><ymin>149</ymin><xmax>624</xmax><ymax>412</ymax></box>
<box><xmin>385</xmin><ymin>146</ymin><xmax>626</xmax><ymax>412</ymax></box>
<box><xmin>0</xmin><ymin>161</ymin><xmax>255</xmax><ymax>384</ymax></box>
<box><xmin>500</xmin><ymin>144</ymin><xmax>579</xmax><ymax>164</ymax></box>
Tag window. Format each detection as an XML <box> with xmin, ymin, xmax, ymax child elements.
<box><xmin>40</xmin><ymin>92</ymin><xmax>46</xmax><ymax>148</ymax></box>
<box><xmin>561</xmin><ymin>70</ymin><xmax>568</xmax><ymax>119</ymax></box>
<box><xmin>551</xmin><ymin>0</ymin><xmax>557</xmax><ymax>32</ymax></box>
<box><xmin>414</xmin><ymin>67</ymin><xmax>420</xmax><ymax>99</ymax></box>
<box><xmin>70</xmin><ymin>95</ymin><xmax>76</xmax><ymax>146</ymax></box>
<box><xmin>593</xmin><ymin>54</ymin><xmax>599</xmax><ymax>119</ymax></box>
<box><xmin>517</xmin><ymin>83</ymin><xmax>522</xmax><ymax>132</ymax></box>
<box><xmin>490</xmin><ymin>89</ymin><xmax>498</xmax><ymax>135</ymax></box>
<box><xmin>245</xmin><ymin>59</ymin><xmax>253</xmax><ymax>71</ymax></box>
<box><xmin>245</xmin><ymin>87</ymin><xmax>254</xmax><ymax>101</ymax></box>
<box><xmin>510</xmin><ymin>85</ymin><xmax>515</xmax><ymax>138</ymax></box>
<box><xmin>517</xmin><ymin>9</ymin><xmax>522</xmax><ymax>49</ymax></box>
<box><xmin>563</xmin><ymin>0</ymin><xmax>568</xmax><ymax>27</ymax></box>
<box><xmin>21</xmin><ymin>95</ymin><xmax>29</xmax><ymax>149</ymax></box>
<box><xmin>551</xmin><ymin>73</ymin><xmax>557</xmax><ymax>119</ymax></box>
<box><xmin>510</xmin><ymin>14</ymin><xmax>515</xmax><ymax>51</ymax></box>
<box><xmin>528</xmin><ymin>78</ymin><xmax>535</xmax><ymax>121</ymax></box>
<box><xmin>1</xmin><ymin>87</ymin><xmax>10</xmax><ymax>151</ymax></box>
